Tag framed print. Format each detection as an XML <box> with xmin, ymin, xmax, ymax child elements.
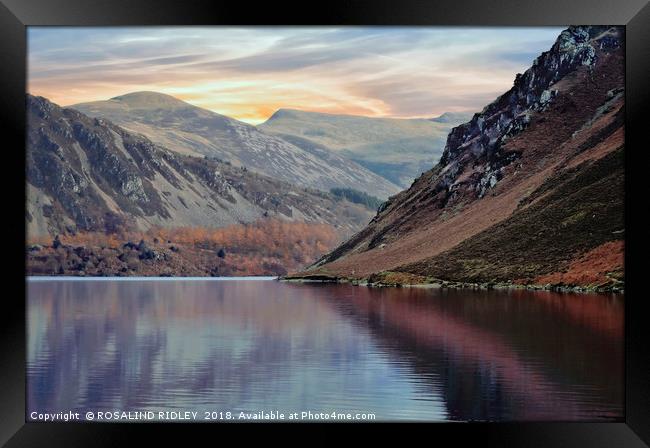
<box><xmin>1</xmin><ymin>0</ymin><xmax>649</xmax><ymax>445</ymax></box>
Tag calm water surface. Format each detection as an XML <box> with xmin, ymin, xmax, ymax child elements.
<box><xmin>27</xmin><ymin>278</ymin><xmax>623</xmax><ymax>421</ymax></box>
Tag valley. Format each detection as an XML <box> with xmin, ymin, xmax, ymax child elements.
<box><xmin>27</xmin><ymin>26</ymin><xmax>625</xmax><ymax>287</ymax></box>
<box><xmin>259</xmin><ymin>109</ymin><xmax>471</xmax><ymax>187</ymax></box>
<box><xmin>23</xmin><ymin>24</ymin><xmax>627</xmax><ymax>425</ymax></box>
<box><xmin>26</xmin><ymin>95</ymin><xmax>384</xmax><ymax>276</ymax></box>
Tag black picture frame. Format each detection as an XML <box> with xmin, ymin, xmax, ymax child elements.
<box><xmin>1</xmin><ymin>0</ymin><xmax>649</xmax><ymax>444</ymax></box>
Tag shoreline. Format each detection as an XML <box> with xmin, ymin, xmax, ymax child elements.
<box><xmin>24</xmin><ymin>273</ymin><xmax>624</xmax><ymax>294</ymax></box>
<box><xmin>280</xmin><ymin>273</ymin><xmax>625</xmax><ymax>294</ymax></box>
<box><xmin>26</xmin><ymin>275</ymin><xmax>278</xmax><ymax>281</ymax></box>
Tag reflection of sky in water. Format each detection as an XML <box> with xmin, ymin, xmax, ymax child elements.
<box><xmin>27</xmin><ymin>279</ymin><xmax>623</xmax><ymax>421</ymax></box>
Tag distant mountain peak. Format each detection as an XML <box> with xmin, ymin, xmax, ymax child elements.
<box><xmin>260</xmin><ymin>108</ymin><xmax>473</xmax><ymax>187</ymax></box>
<box><xmin>266</xmin><ymin>108</ymin><xmax>301</xmax><ymax>121</ymax></box>
<box><xmin>109</xmin><ymin>91</ymin><xmax>190</xmax><ymax>109</ymax></box>
<box><xmin>429</xmin><ymin>112</ymin><xmax>474</xmax><ymax>124</ymax></box>
<box><xmin>266</xmin><ymin>108</ymin><xmax>361</xmax><ymax>122</ymax></box>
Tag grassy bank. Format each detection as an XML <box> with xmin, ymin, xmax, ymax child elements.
<box><xmin>281</xmin><ymin>270</ymin><xmax>624</xmax><ymax>294</ymax></box>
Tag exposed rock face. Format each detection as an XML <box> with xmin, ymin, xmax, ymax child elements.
<box><xmin>27</xmin><ymin>95</ymin><xmax>376</xmax><ymax>238</ymax></box>
<box><xmin>435</xmin><ymin>26</ymin><xmax>621</xmax><ymax>204</ymax></box>
<box><xmin>299</xmin><ymin>26</ymin><xmax>625</xmax><ymax>289</ymax></box>
<box><xmin>72</xmin><ymin>92</ymin><xmax>400</xmax><ymax>199</ymax></box>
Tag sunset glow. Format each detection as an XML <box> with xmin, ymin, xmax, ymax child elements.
<box><xmin>28</xmin><ymin>27</ymin><xmax>564</xmax><ymax>124</ymax></box>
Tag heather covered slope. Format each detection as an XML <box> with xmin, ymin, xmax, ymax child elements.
<box><xmin>292</xmin><ymin>26</ymin><xmax>624</xmax><ymax>290</ymax></box>
<box><xmin>72</xmin><ymin>92</ymin><xmax>400</xmax><ymax>198</ymax></box>
<box><xmin>26</xmin><ymin>95</ymin><xmax>375</xmax><ymax>238</ymax></box>
<box><xmin>400</xmin><ymin>147</ymin><xmax>624</xmax><ymax>287</ymax></box>
<box><xmin>259</xmin><ymin>109</ymin><xmax>471</xmax><ymax>187</ymax></box>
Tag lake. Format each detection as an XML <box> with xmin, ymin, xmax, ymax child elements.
<box><xmin>26</xmin><ymin>278</ymin><xmax>624</xmax><ymax>422</ymax></box>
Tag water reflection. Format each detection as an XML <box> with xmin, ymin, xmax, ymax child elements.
<box><xmin>27</xmin><ymin>279</ymin><xmax>623</xmax><ymax>421</ymax></box>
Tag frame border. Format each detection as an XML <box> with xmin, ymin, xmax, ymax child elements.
<box><xmin>1</xmin><ymin>0</ymin><xmax>649</xmax><ymax>445</ymax></box>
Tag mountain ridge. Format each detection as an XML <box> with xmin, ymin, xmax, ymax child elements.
<box><xmin>290</xmin><ymin>25</ymin><xmax>625</xmax><ymax>291</ymax></box>
<box><xmin>265</xmin><ymin>107</ymin><xmax>466</xmax><ymax>123</ymax></box>
<box><xmin>72</xmin><ymin>92</ymin><xmax>401</xmax><ymax>199</ymax></box>
<box><xmin>260</xmin><ymin>108</ymin><xmax>472</xmax><ymax>187</ymax></box>
<box><xmin>27</xmin><ymin>94</ymin><xmax>377</xmax><ymax>238</ymax></box>
<box><xmin>108</xmin><ymin>91</ymin><xmax>192</xmax><ymax>109</ymax></box>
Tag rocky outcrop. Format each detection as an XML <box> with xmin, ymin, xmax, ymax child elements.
<box><xmin>437</xmin><ymin>26</ymin><xmax>620</xmax><ymax>202</ymax></box>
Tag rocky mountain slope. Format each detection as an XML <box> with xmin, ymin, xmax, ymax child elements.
<box><xmin>292</xmin><ymin>26</ymin><xmax>625</xmax><ymax>291</ymax></box>
<box><xmin>26</xmin><ymin>95</ymin><xmax>376</xmax><ymax>238</ymax></box>
<box><xmin>72</xmin><ymin>92</ymin><xmax>399</xmax><ymax>199</ymax></box>
<box><xmin>259</xmin><ymin>109</ymin><xmax>471</xmax><ymax>187</ymax></box>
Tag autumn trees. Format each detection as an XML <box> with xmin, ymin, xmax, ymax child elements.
<box><xmin>28</xmin><ymin>219</ymin><xmax>341</xmax><ymax>276</ymax></box>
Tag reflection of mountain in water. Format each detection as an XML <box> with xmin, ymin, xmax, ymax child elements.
<box><xmin>27</xmin><ymin>280</ymin><xmax>622</xmax><ymax>421</ymax></box>
<box><xmin>322</xmin><ymin>286</ymin><xmax>623</xmax><ymax>421</ymax></box>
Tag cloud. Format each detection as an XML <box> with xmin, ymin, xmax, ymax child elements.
<box><xmin>27</xmin><ymin>26</ymin><xmax>565</xmax><ymax>123</ymax></box>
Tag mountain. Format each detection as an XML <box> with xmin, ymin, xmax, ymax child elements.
<box><xmin>71</xmin><ymin>92</ymin><xmax>400</xmax><ymax>199</ymax></box>
<box><xmin>259</xmin><ymin>109</ymin><xmax>472</xmax><ymax>187</ymax></box>
<box><xmin>26</xmin><ymin>95</ymin><xmax>377</xmax><ymax>238</ymax></box>
<box><xmin>429</xmin><ymin>112</ymin><xmax>473</xmax><ymax>124</ymax></box>
<box><xmin>290</xmin><ymin>26</ymin><xmax>625</xmax><ymax>291</ymax></box>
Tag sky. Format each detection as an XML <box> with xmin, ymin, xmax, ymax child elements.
<box><xmin>28</xmin><ymin>27</ymin><xmax>564</xmax><ymax>124</ymax></box>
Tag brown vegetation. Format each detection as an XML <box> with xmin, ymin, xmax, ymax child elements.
<box><xmin>400</xmin><ymin>147</ymin><xmax>624</xmax><ymax>286</ymax></box>
<box><xmin>27</xmin><ymin>219</ymin><xmax>340</xmax><ymax>277</ymax></box>
<box><xmin>533</xmin><ymin>240</ymin><xmax>624</xmax><ymax>287</ymax></box>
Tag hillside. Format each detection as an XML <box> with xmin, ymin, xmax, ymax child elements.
<box><xmin>289</xmin><ymin>26</ymin><xmax>625</xmax><ymax>291</ymax></box>
<box><xmin>26</xmin><ymin>94</ymin><xmax>375</xmax><ymax>239</ymax></box>
<box><xmin>72</xmin><ymin>92</ymin><xmax>400</xmax><ymax>199</ymax></box>
<box><xmin>259</xmin><ymin>109</ymin><xmax>471</xmax><ymax>187</ymax></box>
